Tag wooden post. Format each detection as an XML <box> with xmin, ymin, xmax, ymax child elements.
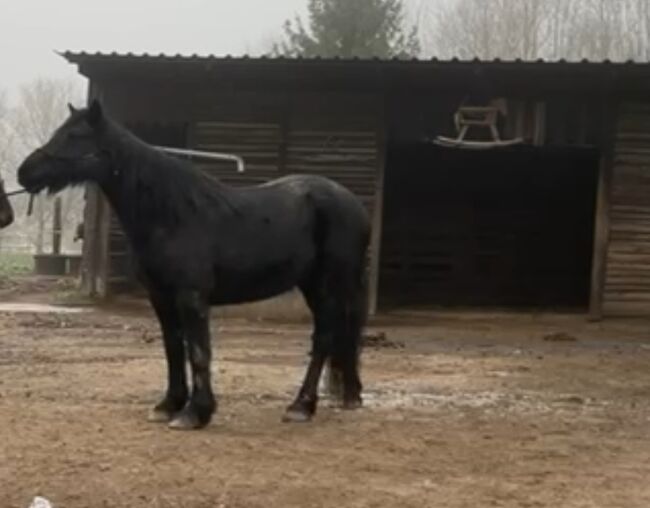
<box><xmin>278</xmin><ymin>93</ymin><xmax>291</xmax><ymax>174</ymax></box>
<box><xmin>80</xmin><ymin>185</ymin><xmax>99</xmax><ymax>295</ymax></box>
<box><xmin>79</xmin><ymin>80</ymin><xmax>111</xmax><ymax>297</ymax></box>
<box><xmin>96</xmin><ymin>197</ymin><xmax>112</xmax><ymax>298</ymax></box>
<box><xmin>588</xmin><ymin>153</ymin><xmax>613</xmax><ymax>321</ymax></box>
<box><xmin>533</xmin><ymin>102</ymin><xmax>547</xmax><ymax>146</ymax></box>
<box><xmin>52</xmin><ymin>196</ymin><xmax>62</xmax><ymax>255</ymax></box>
<box><xmin>368</xmin><ymin>95</ymin><xmax>387</xmax><ymax>315</ymax></box>
<box><xmin>588</xmin><ymin>102</ymin><xmax>616</xmax><ymax>321</ymax></box>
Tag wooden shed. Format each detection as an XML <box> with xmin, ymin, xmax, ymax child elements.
<box><xmin>62</xmin><ymin>52</ymin><xmax>650</xmax><ymax>319</ymax></box>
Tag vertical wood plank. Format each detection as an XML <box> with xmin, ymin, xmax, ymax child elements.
<box><xmin>533</xmin><ymin>102</ymin><xmax>547</xmax><ymax>146</ymax></box>
<box><xmin>368</xmin><ymin>94</ymin><xmax>386</xmax><ymax>315</ymax></box>
<box><xmin>52</xmin><ymin>197</ymin><xmax>62</xmax><ymax>255</ymax></box>
<box><xmin>95</xmin><ymin>83</ymin><xmax>112</xmax><ymax>298</ymax></box>
<box><xmin>79</xmin><ymin>80</ymin><xmax>100</xmax><ymax>296</ymax></box>
<box><xmin>96</xmin><ymin>196</ymin><xmax>112</xmax><ymax>298</ymax></box>
<box><xmin>589</xmin><ymin>102</ymin><xmax>616</xmax><ymax>321</ymax></box>
<box><xmin>278</xmin><ymin>93</ymin><xmax>291</xmax><ymax>175</ymax></box>
<box><xmin>80</xmin><ymin>184</ymin><xmax>99</xmax><ymax>295</ymax></box>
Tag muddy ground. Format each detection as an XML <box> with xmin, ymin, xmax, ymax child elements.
<box><xmin>2</xmin><ymin>278</ymin><xmax>650</xmax><ymax>507</ymax></box>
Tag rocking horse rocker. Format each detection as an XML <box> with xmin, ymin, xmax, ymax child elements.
<box><xmin>434</xmin><ymin>99</ymin><xmax>524</xmax><ymax>150</ymax></box>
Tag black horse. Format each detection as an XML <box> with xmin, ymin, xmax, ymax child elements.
<box><xmin>0</xmin><ymin>179</ymin><xmax>15</xmax><ymax>229</ymax></box>
<box><xmin>17</xmin><ymin>101</ymin><xmax>370</xmax><ymax>430</ymax></box>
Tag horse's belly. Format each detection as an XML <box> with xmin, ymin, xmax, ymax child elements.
<box><xmin>209</xmin><ymin>256</ymin><xmax>309</xmax><ymax>305</ymax></box>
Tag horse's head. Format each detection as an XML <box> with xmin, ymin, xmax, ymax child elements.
<box><xmin>17</xmin><ymin>100</ymin><xmax>111</xmax><ymax>195</ymax></box>
<box><xmin>0</xmin><ymin>180</ymin><xmax>15</xmax><ymax>229</ymax></box>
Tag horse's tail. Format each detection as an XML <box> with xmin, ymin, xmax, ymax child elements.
<box><xmin>325</xmin><ymin>256</ymin><xmax>368</xmax><ymax>401</ymax></box>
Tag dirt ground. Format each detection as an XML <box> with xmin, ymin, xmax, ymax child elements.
<box><xmin>2</xmin><ymin>279</ymin><xmax>650</xmax><ymax>507</ymax></box>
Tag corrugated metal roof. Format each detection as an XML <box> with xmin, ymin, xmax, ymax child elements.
<box><xmin>61</xmin><ymin>50</ymin><xmax>648</xmax><ymax>67</ymax></box>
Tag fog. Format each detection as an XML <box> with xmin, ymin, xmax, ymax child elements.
<box><xmin>0</xmin><ymin>0</ymin><xmax>308</xmax><ymax>97</ymax></box>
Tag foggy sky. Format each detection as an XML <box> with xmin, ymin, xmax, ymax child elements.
<box><xmin>0</xmin><ymin>0</ymin><xmax>307</xmax><ymax>98</ymax></box>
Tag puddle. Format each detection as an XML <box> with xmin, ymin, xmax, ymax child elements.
<box><xmin>0</xmin><ymin>303</ymin><xmax>88</xmax><ymax>314</ymax></box>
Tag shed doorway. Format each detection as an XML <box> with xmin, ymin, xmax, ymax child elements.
<box><xmin>378</xmin><ymin>143</ymin><xmax>599</xmax><ymax>310</ymax></box>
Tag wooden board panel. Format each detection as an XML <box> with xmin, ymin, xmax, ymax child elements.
<box><xmin>193</xmin><ymin>121</ymin><xmax>282</xmax><ymax>181</ymax></box>
<box><xmin>286</xmin><ymin>129</ymin><xmax>378</xmax><ymax>215</ymax></box>
<box><xmin>603</xmin><ymin>103</ymin><xmax>650</xmax><ymax>316</ymax></box>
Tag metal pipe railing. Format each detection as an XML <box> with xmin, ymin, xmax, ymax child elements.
<box><xmin>155</xmin><ymin>146</ymin><xmax>245</xmax><ymax>173</ymax></box>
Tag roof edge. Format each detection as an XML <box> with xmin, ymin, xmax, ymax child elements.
<box><xmin>60</xmin><ymin>50</ymin><xmax>650</xmax><ymax>67</ymax></box>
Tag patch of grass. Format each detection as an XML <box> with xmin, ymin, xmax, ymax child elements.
<box><xmin>0</xmin><ymin>253</ymin><xmax>34</xmax><ymax>276</ymax></box>
<box><xmin>53</xmin><ymin>288</ymin><xmax>98</xmax><ymax>307</ymax></box>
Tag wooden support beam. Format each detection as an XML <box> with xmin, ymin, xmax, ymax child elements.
<box><xmin>278</xmin><ymin>93</ymin><xmax>291</xmax><ymax>174</ymax></box>
<box><xmin>589</xmin><ymin>154</ymin><xmax>613</xmax><ymax>321</ymax></box>
<box><xmin>367</xmin><ymin>95</ymin><xmax>386</xmax><ymax>316</ymax></box>
<box><xmin>79</xmin><ymin>80</ymin><xmax>113</xmax><ymax>298</ymax></box>
<box><xmin>96</xmin><ymin>196</ymin><xmax>112</xmax><ymax>298</ymax></box>
<box><xmin>589</xmin><ymin>103</ymin><xmax>616</xmax><ymax>321</ymax></box>
<box><xmin>52</xmin><ymin>197</ymin><xmax>62</xmax><ymax>255</ymax></box>
<box><xmin>533</xmin><ymin>101</ymin><xmax>547</xmax><ymax>146</ymax></box>
<box><xmin>80</xmin><ymin>184</ymin><xmax>99</xmax><ymax>296</ymax></box>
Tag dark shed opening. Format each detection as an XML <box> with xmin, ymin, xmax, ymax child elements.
<box><xmin>379</xmin><ymin>143</ymin><xmax>599</xmax><ymax>310</ymax></box>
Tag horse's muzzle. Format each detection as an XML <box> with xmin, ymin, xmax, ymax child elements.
<box><xmin>17</xmin><ymin>150</ymin><xmax>49</xmax><ymax>194</ymax></box>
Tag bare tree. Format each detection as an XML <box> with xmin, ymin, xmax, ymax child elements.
<box><xmin>0</xmin><ymin>90</ymin><xmax>14</xmax><ymax>178</ymax></box>
<box><xmin>8</xmin><ymin>78</ymin><xmax>84</xmax><ymax>254</ymax></box>
<box><xmin>420</xmin><ymin>0</ymin><xmax>546</xmax><ymax>60</ymax></box>
<box><xmin>420</xmin><ymin>0</ymin><xmax>650</xmax><ymax>62</ymax></box>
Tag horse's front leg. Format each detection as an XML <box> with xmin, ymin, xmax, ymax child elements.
<box><xmin>148</xmin><ymin>289</ymin><xmax>188</xmax><ymax>423</ymax></box>
<box><xmin>169</xmin><ymin>290</ymin><xmax>216</xmax><ymax>430</ymax></box>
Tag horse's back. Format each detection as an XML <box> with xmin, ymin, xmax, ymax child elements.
<box><xmin>264</xmin><ymin>174</ymin><xmax>371</xmax><ymax>271</ymax></box>
<box><xmin>257</xmin><ymin>174</ymin><xmax>369</xmax><ymax>227</ymax></box>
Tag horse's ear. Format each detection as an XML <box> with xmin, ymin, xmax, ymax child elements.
<box><xmin>68</xmin><ymin>103</ymin><xmax>76</xmax><ymax>114</ymax></box>
<box><xmin>86</xmin><ymin>99</ymin><xmax>104</xmax><ymax>126</ymax></box>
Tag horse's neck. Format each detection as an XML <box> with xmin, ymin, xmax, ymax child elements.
<box><xmin>98</xmin><ymin>124</ymin><xmax>236</xmax><ymax>241</ymax></box>
<box><xmin>104</xmin><ymin>125</ymin><xmax>155</xmax><ymax>170</ymax></box>
<box><xmin>99</xmin><ymin>127</ymin><xmax>166</xmax><ymax>237</ymax></box>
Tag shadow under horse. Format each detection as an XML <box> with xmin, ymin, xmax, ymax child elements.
<box><xmin>17</xmin><ymin>101</ymin><xmax>370</xmax><ymax>430</ymax></box>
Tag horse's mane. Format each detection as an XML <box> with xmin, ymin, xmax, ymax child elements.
<box><xmin>101</xmin><ymin>118</ymin><xmax>240</xmax><ymax>226</ymax></box>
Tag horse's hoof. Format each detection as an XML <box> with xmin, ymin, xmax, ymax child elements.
<box><xmin>342</xmin><ymin>398</ymin><xmax>363</xmax><ymax>410</ymax></box>
<box><xmin>147</xmin><ymin>408</ymin><xmax>172</xmax><ymax>423</ymax></box>
<box><xmin>282</xmin><ymin>409</ymin><xmax>313</xmax><ymax>423</ymax></box>
<box><xmin>168</xmin><ymin>411</ymin><xmax>203</xmax><ymax>430</ymax></box>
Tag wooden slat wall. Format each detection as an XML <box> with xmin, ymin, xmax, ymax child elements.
<box><xmin>192</xmin><ymin>120</ymin><xmax>379</xmax><ymax>208</ymax></box>
<box><xmin>193</xmin><ymin>121</ymin><xmax>282</xmax><ymax>185</ymax></box>
<box><xmin>286</xmin><ymin>130</ymin><xmax>378</xmax><ymax>215</ymax></box>
<box><xmin>603</xmin><ymin>103</ymin><xmax>650</xmax><ymax>316</ymax></box>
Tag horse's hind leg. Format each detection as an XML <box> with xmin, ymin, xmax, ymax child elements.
<box><xmin>328</xmin><ymin>272</ymin><xmax>366</xmax><ymax>410</ymax></box>
<box><xmin>147</xmin><ymin>289</ymin><xmax>188</xmax><ymax>423</ymax></box>
<box><xmin>337</xmin><ymin>291</ymin><xmax>364</xmax><ymax>410</ymax></box>
<box><xmin>283</xmin><ymin>283</ymin><xmax>331</xmax><ymax>423</ymax></box>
